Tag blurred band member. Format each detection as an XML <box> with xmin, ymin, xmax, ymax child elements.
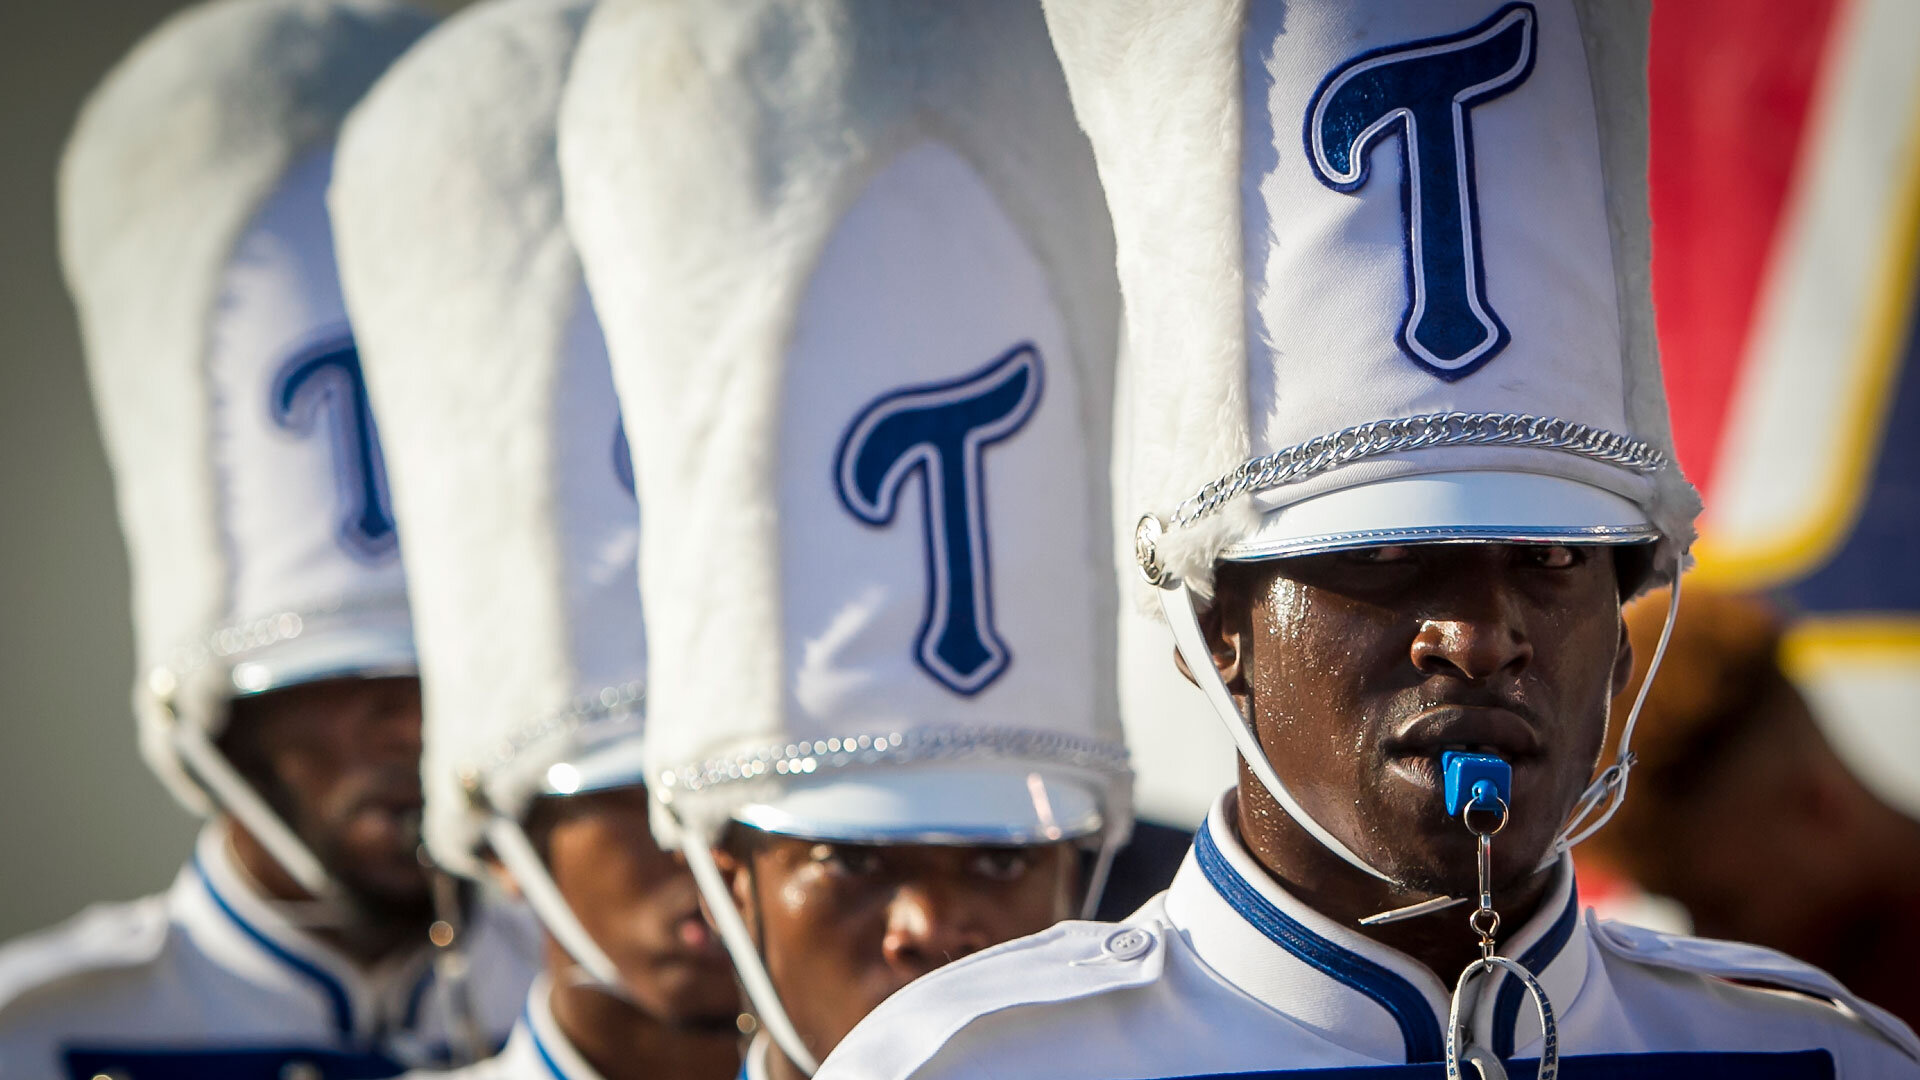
<box><xmin>1587</xmin><ymin>587</ymin><xmax>1920</xmax><ymax>1029</ymax></box>
<box><xmin>0</xmin><ymin>2</ymin><xmax>539</xmax><ymax>1075</ymax></box>
<box><xmin>334</xmin><ymin>2</ymin><xmax>741</xmax><ymax>1078</ymax></box>
<box><xmin>562</xmin><ymin>3</ymin><xmax>1132</xmax><ymax>1076</ymax></box>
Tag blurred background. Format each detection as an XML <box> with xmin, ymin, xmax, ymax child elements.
<box><xmin>0</xmin><ymin>0</ymin><xmax>472</xmax><ymax>941</ymax></box>
<box><xmin>2</xmin><ymin>0</ymin><xmax>1915</xmax><ymax>949</ymax></box>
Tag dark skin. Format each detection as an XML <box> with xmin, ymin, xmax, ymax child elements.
<box><xmin>712</xmin><ymin>830</ymin><xmax>1079</xmax><ymax>1080</ymax></box>
<box><xmin>217</xmin><ymin>675</ymin><xmax>436</xmax><ymax>963</ymax></box>
<box><xmin>1196</xmin><ymin>543</ymin><xmax>1635</xmax><ymax>982</ymax></box>
<box><xmin>491</xmin><ymin>789</ymin><xmax>739</xmax><ymax>1080</ymax></box>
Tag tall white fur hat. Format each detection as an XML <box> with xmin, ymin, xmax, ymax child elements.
<box><xmin>563</xmin><ymin>0</ymin><xmax>1131</xmax><ymax>850</ymax></box>
<box><xmin>333</xmin><ymin>0</ymin><xmax>636</xmax><ymax>882</ymax></box>
<box><xmin>1044</xmin><ymin>0</ymin><xmax>1701</xmax><ymax>605</ymax></box>
<box><xmin>61</xmin><ymin>0</ymin><xmax>435</xmax><ymax>814</ymax></box>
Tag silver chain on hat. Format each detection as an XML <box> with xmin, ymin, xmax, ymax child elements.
<box><xmin>657</xmin><ymin>725</ymin><xmax>1131</xmax><ymax>799</ymax></box>
<box><xmin>1138</xmin><ymin>411</ymin><xmax>1667</xmax><ymax>585</ymax></box>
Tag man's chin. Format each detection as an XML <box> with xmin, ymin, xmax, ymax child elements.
<box><xmin>331</xmin><ymin>863</ymin><xmax>436</xmax><ymax>925</ymax></box>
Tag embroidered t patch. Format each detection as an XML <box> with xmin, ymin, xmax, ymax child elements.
<box><xmin>1306</xmin><ymin>3</ymin><xmax>1537</xmax><ymax>380</ymax></box>
<box><xmin>268</xmin><ymin>333</ymin><xmax>399</xmax><ymax>562</ymax></box>
<box><xmin>834</xmin><ymin>344</ymin><xmax>1043</xmax><ymax>695</ymax></box>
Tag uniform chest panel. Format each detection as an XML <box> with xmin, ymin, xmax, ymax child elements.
<box><xmin>1141</xmin><ymin>1049</ymin><xmax>1833</xmax><ymax>1080</ymax></box>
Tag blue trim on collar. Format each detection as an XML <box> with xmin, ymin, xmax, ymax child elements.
<box><xmin>1493</xmin><ymin>882</ymin><xmax>1580</xmax><ymax>1058</ymax></box>
<box><xmin>402</xmin><ymin>964</ymin><xmax>434</xmax><ymax>1029</ymax></box>
<box><xmin>1192</xmin><ymin>821</ymin><xmax>1445</xmax><ymax>1063</ymax></box>
<box><xmin>526</xmin><ymin>1000</ymin><xmax>571</xmax><ymax>1080</ymax></box>
<box><xmin>191</xmin><ymin>851</ymin><xmax>355</xmax><ymax>1038</ymax></box>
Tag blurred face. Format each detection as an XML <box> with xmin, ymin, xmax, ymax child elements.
<box><xmin>1628</xmin><ymin>674</ymin><xmax>1837</xmax><ymax>950</ymax></box>
<box><xmin>527</xmin><ymin>788</ymin><xmax>739</xmax><ymax>1025</ymax></box>
<box><xmin>221</xmin><ymin>675</ymin><xmax>431</xmax><ymax>917</ymax></box>
<box><xmin>715</xmin><ymin>831</ymin><xmax>1078</xmax><ymax>1064</ymax></box>
<box><xmin>1215</xmin><ymin>543</ymin><xmax>1634</xmax><ymax>897</ymax></box>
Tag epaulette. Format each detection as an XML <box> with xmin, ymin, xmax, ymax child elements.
<box><xmin>827</xmin><ymin>917</ymin><xmax>1168</xmax><ymax>1079</ymax></box>
<box><xmin>1592</xmin><ymin>915</ymin><xmax>1920</xmax><ymax>1063</ymax></box>
<box><xmin>0</xmin><ymin>896</ymin><xmax>172</xmax><ymax>1016</ymax></box>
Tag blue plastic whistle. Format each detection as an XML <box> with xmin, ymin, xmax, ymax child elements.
<box><xmin>1442</xmin><ymin>751</ymin><xmax>1511</xmax><ymax>819</ymax></box>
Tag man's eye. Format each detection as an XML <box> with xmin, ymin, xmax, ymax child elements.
<box><xmin>1527</xmin><ymin>545</ymin><xmax>1583</xmax><ymax>569</ymax></box>
<box><xmin>809</xmin><ymin>843</ymin><xmax>882</xmax><ymax>877</ymax></box>
<box><xmin>968</xmin><ymin>848</ymin><xmax>1034</xmax><ymax>882</ymax></box>
<box><xmin>1343</xmin><ymin>544</ymin><xmax>1414</xmax><ymax>564</ymax></box>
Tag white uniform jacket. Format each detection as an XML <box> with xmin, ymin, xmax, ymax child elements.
<box><xmin>821</xmin><ymin>795</ymin><xmax>1920</xmax><ymax>1080</ymax></box>
<box><xmin>408</xmin><ymin>977</ymin><xmax>602</xmax><ymax>1080</ymax></box>
<box><xmin>0</xmin><ymin>825</ymin><xmax>539</xmax><ymax>1080</ymax></box>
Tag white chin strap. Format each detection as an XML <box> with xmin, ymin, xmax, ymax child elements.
<box><xmin>1157</xmin><ymin>554</ymin><xmax>1683</xmax><ymax>926</ymax></box>
<box><xmin>167</xmin><ymin>712</ymin><xmax>341</xmax><ymax>905</ymax></box>
<box><xmin>1160</xmin><ymin>584</ymin><xmax>1398</xmax><ymax>885</ymax></box>
<box><xmin>483</xmin><ymin>815</ymin><xmax>629</xmax><ymax>994</ymax></box>
<box><xmin>1080</xmin><ymin>821</ymin><xmax>1125</xmax><ymax>920</ymax></box>
<box><xmin>679</xmin><ymin>832</ymin><xmax>821</xmax><ymax>1075</ymax></box>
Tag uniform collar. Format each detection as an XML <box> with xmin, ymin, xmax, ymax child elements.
<box><xmin>1164</xmin><ymin>792</ymin><xmax>1589</xmax><ymax>1064</ymax></box>
<box><xmin>508</xmin><ymin>975</ymin><xmax>610</xmax><ymax>1080</ymax></box>
<box><xmin>742</xmin><ymin>1031</ymin><xmax>772</xmax><ymax>1080</ymax></box>
<box><xmin>177</xmin><ymin>821</ymin><xmax>437</xmax><ymax>1045</ymax></box>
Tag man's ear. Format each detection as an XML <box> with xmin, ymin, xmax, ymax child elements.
<box><xmin>708</xmin><ymin>842</ymin><xmax>756</xmax><ymax>926</ymax></box>
<box><xmin>1611</xmin><ymin>617</ymin><xmax>1636</xmax><ymax>699</ymax></box>
<box><xmin>1173</xmin><ymin>598</ymin><xmax>1249</xmax><ymax>696</ymax></box>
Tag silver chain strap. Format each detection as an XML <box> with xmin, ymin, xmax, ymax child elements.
<box><xmin>658</xmin><ymin>725</ymin><xmax>1132</xmax><ymax>799</ymax></box>
<box><xmin>1169</xmin><ymin>411</ymin><xmax>1665</xmax><ymax>531</ymax></box>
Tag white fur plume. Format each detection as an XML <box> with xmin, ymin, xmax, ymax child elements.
<box><xmin>61</xmin><ymin>0</ymin><xmax>433</xmax><ymax>813</ymax></box>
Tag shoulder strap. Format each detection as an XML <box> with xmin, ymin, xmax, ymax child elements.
<box><xmin>1591</xmin><ymin>916</ymin><xmax>1920</xmax><ymax>1063</ymax></box>
<box><xmin>828</xmin><ymin>918</ymin><xmax>1169</xmax><ymax>1078</ymax></box>
<box><xmin>0</xmin><ymin>896</ymin><xmax>172</xmax><ymax>1015</ymax></box>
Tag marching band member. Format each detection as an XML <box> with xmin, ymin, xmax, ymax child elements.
<box><xmin>562</xmin><ymin>2</ymin><xmax>1132</xmax><ymax>1075</ymax></box>
<box><xmin>334</xmin><ymin>2</ymin><xmax>741</xmax><ymax>1076</ymax></box>
<box><xmin>821</xmin><ymin>2</ymin><xmax>1920</xmax><ymax>1076</ymax></box>
<box><xmin>0</xmin><ymin>3</ymin><xmax>539</xmax><ymax>1074</ymax></box>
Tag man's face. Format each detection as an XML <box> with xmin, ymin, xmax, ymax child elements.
<box><xmin>715</xmin><ymin>831</ymin><xmax>1079</xmax><ymax>1062</ymax></box>
<box><xmin>220</xmin><ymin>676</ymin><xmax>431</xmax><ymax>917</ymax></box>
<box><xmin>1217</xmin><ymin>543</ymin><xmax>1633</xmax><ymax>896</ymax></box>
<box><xmin>527</xmin><ymin>788</ymin><xmax>739</xmax><ymax>1026</ymax></box>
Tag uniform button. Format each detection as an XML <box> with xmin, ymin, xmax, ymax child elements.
<box><xmin>1103</xmin><ymin>927</ymin><xmax>1155</xmax><ymax>961</ymax></box>
<box><xmin>281</xmin><ymin>1061</ymin><xmax>323</xmax><ymax>1080</ymax></box>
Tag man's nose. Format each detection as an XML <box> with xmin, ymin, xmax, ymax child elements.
<box><xmin>1409</xmin><ymin>591</ymin><xmax>1532</xmax><ymax>682</ymax></box>
<box><xmin>880</xmin><ymin>883</ymin><xmax>991</xmax><ymax>977</ymax></box>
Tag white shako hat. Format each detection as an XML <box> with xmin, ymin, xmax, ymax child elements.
<box><xmin>564</xmin><ymin>4</ymin><xmax>1128</xmax><ymax>1061</ymax></box>
<box><xmin>564</xmin><ymin>0</ymin><xmax>1129</xmax><ymax>859</ymax></box>
<box><xmin>1047</xmin><ymin>0</ymin><xmax>1700</xmax><ymax>896</ymax></box>
<box><xmin>332</xmin><ymin>0</ymin><xmax>638</xmax><ymax>985</ymax></box>
<box><xmin>60</xmin><ymin>0</ymin><xmax>434</xmax><ymax>895</ymax></box>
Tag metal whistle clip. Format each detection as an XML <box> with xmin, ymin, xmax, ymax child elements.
<box><xmin>1442</xmin><ymin>751</ymin><xmax>1511</xmax><ymax>959</ymax></box>
<box><xmin>1439</xmin><ymin>753</ymin><xmax>1559</xmax><ymax>1080</ymax></box>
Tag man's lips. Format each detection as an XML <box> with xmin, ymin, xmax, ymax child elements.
<box><xmin>1383</xmin><ymin>704</ymin><xmax>1544</xmax><ymax>764</ymax></box>
<box><xmin>668</xmin><ymin>912</ymin><xmax>728</xmax><ymax>962</ymax></box>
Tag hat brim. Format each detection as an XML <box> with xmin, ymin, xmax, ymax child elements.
<box><xmin>1221</xmin><ymin>470</ymin><xmax>1657</xmax><ymax>562</ymax></box>
<box><xmin>541</xmin><ymin>738</ymin><xmax>650</xmax><ymax>797</ymax></box>
<box><xmin>228</xmin><ymin>612</ymin><xmax>417</xmax><ymax>695</ymax></box>
<box><xmin>730</xmin><ymin>765</ymin><xmax>1105</xmax><ymax>846</ymax></box>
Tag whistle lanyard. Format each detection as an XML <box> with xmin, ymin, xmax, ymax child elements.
<box><xmin>1440</xmin><ymin>753</ymin><xmax>1559</xmax><ymax>1080</ymax></box>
